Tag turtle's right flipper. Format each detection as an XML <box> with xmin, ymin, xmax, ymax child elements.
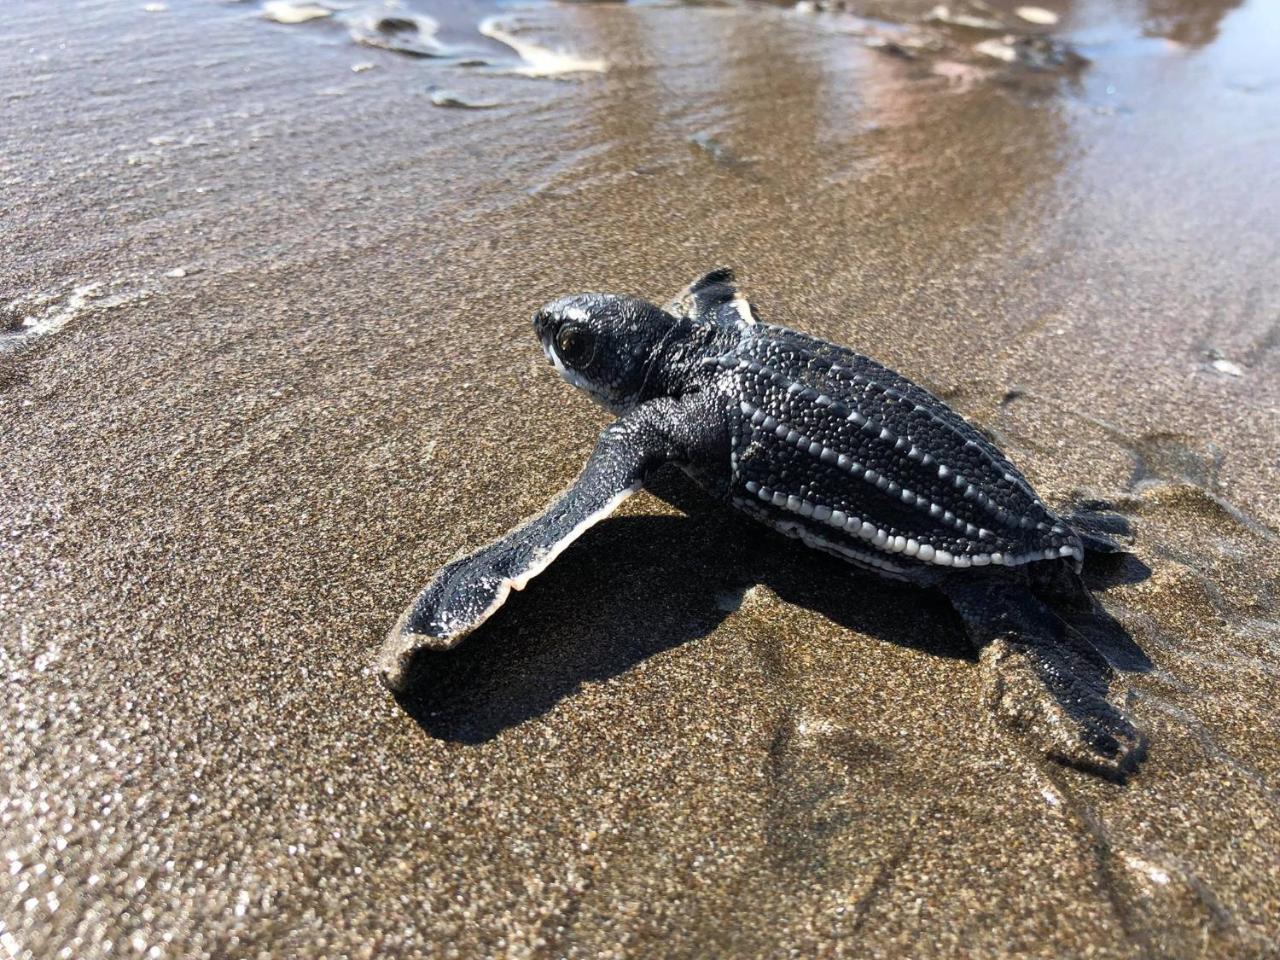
<box><xmin>377</xmin><ymin>398</ymin><xmax>716</xmax><ymax>693</ymax></box>
<box><xmin>378</xmin><ymin>435</ymin><xmax>645</xmax><ymax>693</ymax></box>
<box><xmin>945</xmin><ymin>580</ymin><xmax>1145</xmax><ymax>779</ymax></box>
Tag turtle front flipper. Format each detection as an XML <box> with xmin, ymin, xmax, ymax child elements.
<box><xmin>666</xmin><ymin>267</ymin><xmax>756</xmax><ymax>328</ymax></box>
<box><xmin>378</xmin><ymin>397</ymin><xmax>720</xmax><ymax>693</ymax></box>
<box><xmin>944</xmin><ymin>579</ymin><xmax>1145</xmax><ymax>778</ymax></box>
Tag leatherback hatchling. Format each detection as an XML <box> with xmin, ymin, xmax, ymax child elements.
<box><xmin>379</xmin><ymin>269</ymin><xmax>1144</xmax><ymax>775</ymax></box>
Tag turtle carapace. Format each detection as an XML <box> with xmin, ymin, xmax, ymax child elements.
<box><xmin>379</xmin><ymin>269</ymin><xmax>1145</xmax><ymax>776</ymax></box>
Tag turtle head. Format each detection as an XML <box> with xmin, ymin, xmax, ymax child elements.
<box><xmin>533</xmin><ymin>294</ymin><xmax>684</xmax><ymax>413</ymax></box>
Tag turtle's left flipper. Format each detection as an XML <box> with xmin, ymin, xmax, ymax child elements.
<box><xmin>378</xmin><ymin>397</ymin><xmax>721</xmax><ymax>692</ymax></box>
<box><xmin>1065</xmin><ymin>499</ymin><xmax>1134</xmax><ymax>556</ymax></box>
<box><xmin>944</xmin><ymin>579</ymin><xmax>1145</xmax><ymax>779</ymax></box>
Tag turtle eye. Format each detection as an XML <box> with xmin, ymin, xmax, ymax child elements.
<box><xmin>555</xmin><ymin>324</ymin><xmax>594</xmax><ymax>367</ymax></box>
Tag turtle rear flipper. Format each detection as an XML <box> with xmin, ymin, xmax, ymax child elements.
<box><xmin>1065</xmin><ymin>499</ymin><xmax>1134</xmax><ymax>555</ymax></box>
<box><xmin>945</xmin><ymin>579</ymin><xmax>1145</xmax><ymax>779</ymax></box>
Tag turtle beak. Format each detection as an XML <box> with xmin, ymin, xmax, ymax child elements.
<box><xmin>532</xmin><ymin>308</ymin><xmax>555</xmax><ymax>362</ymax></box>
<box><xmin>533</xmin><ymin>303</ymin><xmax>561</xmax><ymax>339</ymax></box>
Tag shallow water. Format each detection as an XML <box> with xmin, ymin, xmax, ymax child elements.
<box><xmin>2</xmin><ymin>0</ymin><xmax>1279</xmax><ymax>956</ymax></box>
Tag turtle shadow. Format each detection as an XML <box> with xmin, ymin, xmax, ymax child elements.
<box><xmin>392</xmin><ymin>473</ymin><xmax>1152</xmax><ymax>745</ymax></box>
<box><xmin>393</xmin><ymin>481</ymin><xmax>969</xmax><ymax>744</ymax></box>
<box><xmin>391</xmin><ymin>512</ymin><xmax>741</xmax><ymax>744</ymax></box>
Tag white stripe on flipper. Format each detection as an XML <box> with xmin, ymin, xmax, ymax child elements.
<box><xmin>513</xmin><ymin>484</ymin><xmax>641</xmax><ymax>589</ymax></box>
<box><xmin>435</xmin><ymin>483</ymin><xmax>641</xmax><ymax>644</ymax></box>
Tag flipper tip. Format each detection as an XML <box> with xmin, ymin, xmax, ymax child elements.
<box><xmin>376</xmin><ymin>610</ymin><xmax>461</xmax><ymax>694</ymax></box>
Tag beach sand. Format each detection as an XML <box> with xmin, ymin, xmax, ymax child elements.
<box><xmin>2</xmin><ymin>0</ymin><xmax>1279</xmax><ymax>956</ymax></box>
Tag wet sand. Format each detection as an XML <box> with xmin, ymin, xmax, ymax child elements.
<box><xmin>3</xmin><ymin>0</ymin><xmax>1279</xmax><ymax>956</ymax></box>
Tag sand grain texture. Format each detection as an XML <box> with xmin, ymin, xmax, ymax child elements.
<box><xmin>2</xmin><ymin>0</ymin><xmax>1279</xmax><ymax>957</ymax></box>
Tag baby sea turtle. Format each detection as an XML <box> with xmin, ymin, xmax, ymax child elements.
<box><xmin>380</xmin><ymin>269</ymin><xmax>1144</xmax><ymax>775</ymax></box>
